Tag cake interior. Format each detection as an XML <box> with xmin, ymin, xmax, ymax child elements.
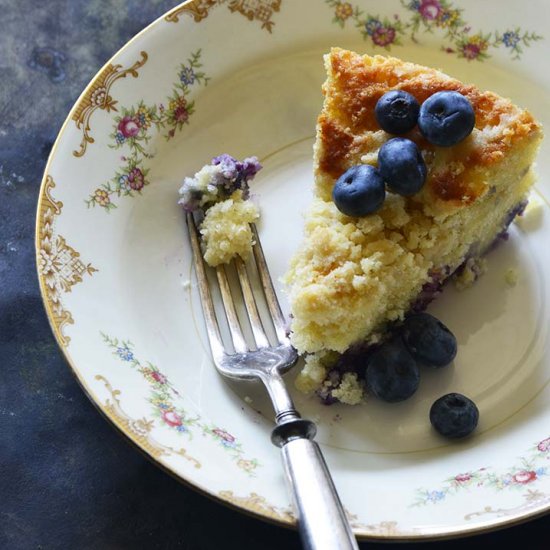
<box><xmin>295</xmin><ymin>192</ymin><xmax>531</xmax><ymax>405</ymax></box>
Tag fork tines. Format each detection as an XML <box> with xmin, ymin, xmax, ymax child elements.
<box><xmin>186</xmin><ymin>213</ymin><xmax>289</xmax><ymax>358</ymax></box>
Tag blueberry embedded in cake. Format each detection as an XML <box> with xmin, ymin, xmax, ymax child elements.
<box><xmin>285</xmin><ymin>48</ymin><xmax>543</xmax><ymax>405</ymax></box>
<box><xmin>179</xmin><ymin>154</ymin><xmax>262</xmax><ymax>266</ymax></box>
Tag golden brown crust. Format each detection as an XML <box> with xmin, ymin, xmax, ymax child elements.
<box><xmin>317</xmin><ymin>115</ymin><xmax>354</xmax><ymax>178</ymax></box>
<box><xmin>430</xmin><ymin>170</ymin><xmax>477</xmax><ymax>204</ymax></box>
<box><xmin>317</xmin><ymin>48</ymin><xmax>543</xmax><ymax>211</ymax></box>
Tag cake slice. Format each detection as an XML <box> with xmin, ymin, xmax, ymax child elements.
<box><xmin>285</xmin><ymin>48</ymin><xmax>543</xmax><ymax>404</ymax></box>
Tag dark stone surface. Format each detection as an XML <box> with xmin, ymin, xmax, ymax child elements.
<box><xmin>0</xmin><ymin>1</ymin><xmax>547</xmax><ymax>548</ymax></box>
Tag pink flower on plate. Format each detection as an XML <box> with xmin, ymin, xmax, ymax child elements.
<box><xmin>174</xmin><ymin>105</ymin><xmax>189</xmax><ymax>124</ymax></box>
<box><xmin>117</xmin><ymin>116</ymin><xmax>140</xmax><ymax>138</ymax></box>
<box><xmin>151</xmin><ymin>371</ymin><xmax>167</xmax><ymax>384</ymax></box>
<box><xmin>372</xmin><ymin>26</ymin><xmax>396</xmax><ymax>47</ymax></box>
<box><xmin>419</xmin><ymin>0</ymin><xmax>442</xmax><ymax>20</ymax></box>
<box><xmin>127</xmin><ymin>167</ymin><xmax>145</xmax><ymax>191</ymax></box>
<box><xmin>537</xmin><ymin>437</ymin><xmax>550</xmax><ymax>452</ymax></box>
<box><xmin>162</xmin><ymin>410</ymin><xmax>182</xmax><ymax>427</ymax></box>
<box><xmin>454</xmin><ymin>473</ymin><xmax>472</xmax><ymax>483</ymax></box>
<box><xmin>512</xmin><ymin>470</ymin><xmax>537</xmax><ymax>484</ymax></box>
<box><xmin>462</xmin><ymin>43</ymin><xmax>481</xmax><ymax>60</ymax></box>
<box><xmin>213</xmin><ymin>428</ymin><xmax>235</xmax><ymax>443</ymax></box>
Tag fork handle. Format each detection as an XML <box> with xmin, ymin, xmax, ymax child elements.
<box><xmin>272</xmin><ymin>420</ymin><xmax>359</xmax><ymax>550</ymax></box>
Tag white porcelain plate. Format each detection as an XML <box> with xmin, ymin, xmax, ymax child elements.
<box><xmin>37</xmin><ymin>0</ymin><xmax>550</xmax><ymax>540</ymax></box>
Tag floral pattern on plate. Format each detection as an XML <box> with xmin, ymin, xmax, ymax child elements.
<box><xmin>412</xmin><ymin>436</ymin><xmax>550</xmax><ymax>506</ymax></box>
<box><xmin>87</xmin><ymin>50</ymin><xmax>209</xmax><ymax>211</ymax></box>
<box><xmin>102</xmin><ymin>333</ymin><xmax>261</xmax><ymax>476</ymax></box>
<box><xmin>96</xmin><ymin>374</ymin><xmax>202</xmax><ymax>468</ymax></box>
<box><xmin>325</xmin><ymin>0</ymin><xmax>542</xmax><ymax>60</ymax></box>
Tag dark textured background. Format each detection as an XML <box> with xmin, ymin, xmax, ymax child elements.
<box><xmin>0</xmin><ymin>1</ymin><xmax>548</xmax><ymax>548</ymax></box>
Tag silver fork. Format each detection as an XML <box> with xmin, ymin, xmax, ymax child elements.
<box><xmin>186</xmin><ymin>214</ymin><xmax>359</xmax><ymax>550</ymax></box>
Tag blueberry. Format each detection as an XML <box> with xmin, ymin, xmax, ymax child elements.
<box><xmin>366</xmin><ymin>339</ymin><xmax>420</xmax><ymax>402</ymax></box>
<box><xmin>378</xmin><ymin>138</ymin><xmax>427</xmax><ymax>196</ymax></box>
<box><xmin>332</xmin><ymin>165</ymin><xmax>385</xmax><ymax>217</ymax></box>
<box><xmin>375</xmin><ymin>91</ymin><xmax>420</xmax><ymax>135</ymax></box>
<box><xmin>430</xmin><ymin>393</ymin><xmax>479</xmax><ymax>438</ymax></box>
<box><xmin>418</xmin><ymin>91</ymin><xmax>475</xmax><ymax>147</ymax></box>
<box><xmin>401</xmin><ymin>313</ymin><xmax>457</xmax><ymax>368</ymax></box>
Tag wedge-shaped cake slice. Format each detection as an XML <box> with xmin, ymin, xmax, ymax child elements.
<box><xmin>285</xmin><ymin>48</ymin><xmax>542</xmax><ymax>403</ymax></box>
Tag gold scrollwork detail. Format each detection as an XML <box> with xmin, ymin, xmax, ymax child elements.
<box><xmin>465</xmin><ymin>489</ymin><xmax>550</xmax><ymax>520</ymax></box>
<box><xmin>217</xmin><ymin>490</ymin><xmax>417</xmax><ymax>535</ymax></box>
<box><xmin>166</xmin><ymin>0</ymin><xmax>282</xmax><ymax>33</ymax></box>
<box><xmin>218</xmin><ymin>491</ymin><xmax>295</xmax><ymax>522</ymax></box>
<box><xmin>166</xmin><ymin>0</ymin><xmax>218</xmax><ymax>22</ymax></box>
<box><xmin>37</xmin><ymin>176</ymin><xmax>97</xmax><ymax>346</ymax></box>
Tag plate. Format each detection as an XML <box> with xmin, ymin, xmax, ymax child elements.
<box><xmin>36</xmin><ymin>0</ymin><xmax>550</xmax><ymax>540</ymax></box>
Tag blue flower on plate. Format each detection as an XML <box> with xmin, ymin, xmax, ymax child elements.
<box><xmin>364</xmin><ymin>18</ymin><xmax>383</xmax><ymax>36</ymax></box>
<box><xmin>118</xmin><ymin>174</ymin><xmax>129</xmax><ymax>191</ymax></box>
<box><xmin>116</xmin><ymin>346</ymin><xmax>134</xmax><ymax>361</ymax></box>
<box><xmin>426</xmin><ymin>490</ymin><xmax>445</xmax><ymax>503</ymax></box>
<box><xmin>180</xmin><ymin>66</ymin><xmax>196</xmax><ymax>86</ymax></box>
<box><xmin>502</xmin><ymin>31</ymin><xmax>521</xmax><ymax>48</ymax></box>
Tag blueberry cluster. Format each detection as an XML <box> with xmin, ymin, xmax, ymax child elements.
<box><xmin>332</xmin><ymin>90</ymin><xmax>475</xmax><ymax>217</ymax></box>
<box><xmin>364</xmin><ymin>313</ymin><xmax>478</xmax><ymax>439</ymax></box>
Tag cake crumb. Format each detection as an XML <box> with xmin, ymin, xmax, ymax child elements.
<box><xmin>200</xmin><ymin>190</ymin><xmax>260</xmax><ymax>266</ymax></box>
<box><xmin>454</xmin><ymin>257</ymin><xmax>488</xmax><ymax>291</ymax></box>
<box><xmin>515</xmin><ymin>193</ymin><xmax>544</xmax><ymax>232</ymax></box>
<box><xmin>181</xmin><ymin>279</ymin><xmax>191</xmax><ymax>290</ymax></box>
<box><xmin>505</xmin><ymin>268</ymin><xmax>518</xmax><ymax>286</ymax></box>
<box><xmin>294</xmin><ymin>351</ymin><xmax>338</xmax><ymax>394</ymax></box>
<box><xmin>331</xmin><ymin>373</ymin><xmax>364</xmax><ymax>405</ymax></box>
<box><xmin>360</xmin><ymin>151</ymin><xmax>379</xmax><ymax>166</ymax></box>
<box><xmin>244</xmin><ymin>396</ymin><xmax>253</xmax><ymax>405</ymax></box>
